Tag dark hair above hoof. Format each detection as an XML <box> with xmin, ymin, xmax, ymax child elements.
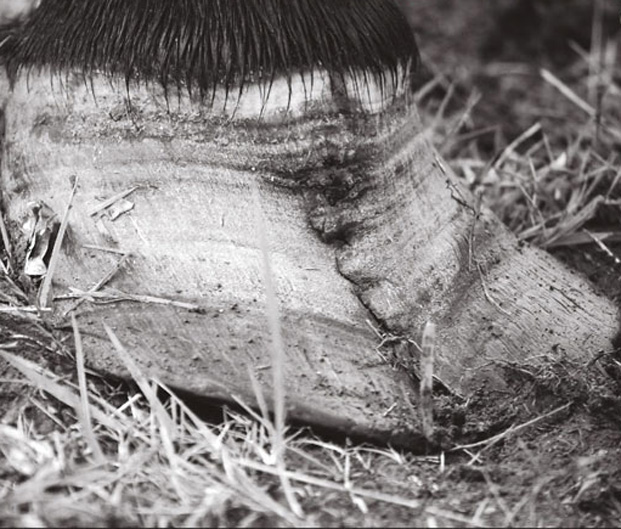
<box><xmin>0</xmin><ymin>0</ymin><xmax>419</xmax><ymax>101</ymax></box>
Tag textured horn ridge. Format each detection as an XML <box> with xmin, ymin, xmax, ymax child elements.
<box><xmin>0</xmin><ymin>0</ymin><xmax>419</xmax><ymax>101</ymax></box>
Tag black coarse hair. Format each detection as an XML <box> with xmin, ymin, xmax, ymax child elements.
<box><xmin>0</xmin><ymin>0</ymin><xmax>419</xmax><ymax>102</ymax></box>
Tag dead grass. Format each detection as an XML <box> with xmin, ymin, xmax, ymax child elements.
<box><xmin>418</xmin><ymin>2</ymin><xmax>621</xmax><ymax>259</ymax></box>
<box><xmin>0</xmin><ymin>338</ymin><xmax>455</xmax><ymax>527</ymax></box>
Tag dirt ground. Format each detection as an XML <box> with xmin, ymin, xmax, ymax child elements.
<box><xmin>1</xmin><ymin>1</ymin><xmax>621</xmax><ymax>527</ymax></box>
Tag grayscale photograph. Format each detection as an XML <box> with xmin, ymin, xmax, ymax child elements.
<box><xmin>0</xmin><ymin>1</ymin><xmax>619</xmax><ymax>526</ymax></box>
